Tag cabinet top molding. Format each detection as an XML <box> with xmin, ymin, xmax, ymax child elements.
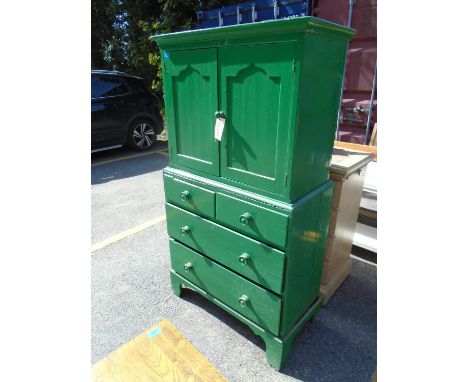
<box><xmin>151</xmin><ymin>16</ymin><xmax>355</xmax><ymax>49</ymax></box>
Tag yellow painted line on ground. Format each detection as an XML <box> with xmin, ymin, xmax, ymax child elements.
<box><xmin>92</xmin><ymin>149</ymin><xmax>168</xmax><ymax>168</ymax></box>
<box><xmin>91</xmin><ymin>215</ymin><xmax>167</xmax><ymax>253</ymax></box>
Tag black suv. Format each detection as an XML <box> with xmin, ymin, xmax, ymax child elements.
<box><xmin>91</xmin><ymin>70</ymin><xmax>164</xmax><ymax>152</ymax></box>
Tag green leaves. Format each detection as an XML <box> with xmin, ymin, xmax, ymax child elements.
<box><xmin>91</xmin><ymin>0</ymin><xmax>239</xmax><ymax>105</ymax></box>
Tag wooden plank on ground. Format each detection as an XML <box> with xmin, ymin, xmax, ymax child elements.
<box><xmin>92</xmin><ymin>320</ymin><xmax>228</xmax><ymax>382</ymax></box>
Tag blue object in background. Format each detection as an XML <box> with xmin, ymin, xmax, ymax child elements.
<box><xmin>197</xmin><ymin>0</ymin><xmax>311</xmax><ymax>29</ymax></box>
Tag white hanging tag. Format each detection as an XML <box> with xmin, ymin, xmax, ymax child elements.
<box><xmin>214</xmin><ymin>117</ymin><xmax>225</xmax><ymax>141</ymax></box>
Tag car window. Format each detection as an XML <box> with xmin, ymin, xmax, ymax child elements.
<box><xmin>91</xmin><ymin>75</ymin><xmax>129</xmax><ymax>98</ymax></box>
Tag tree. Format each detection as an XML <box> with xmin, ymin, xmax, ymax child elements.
<box><xmin>91</xmin><ymin>0</ymin><xmax>239</xmax><ymax>106</ymax></box>
<box><xmin>91</xmin><ymin>0</ymin><xmax>119</xmax><ymax>69</ymax></box>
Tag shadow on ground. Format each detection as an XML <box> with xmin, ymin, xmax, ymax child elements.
<box><xmin>91</xmin><ymin>144</ymin><xmax>169</xmax><ymax>185</ymax></box>
<box><xmin>91</xmin><ymin>140</ymin><xmax>168</xmax><ymax>162</ymax></box>
<box><xmin>181</xmin><ymin>259</ymin><xmax>376</xmax><ymax>382</ymax></box>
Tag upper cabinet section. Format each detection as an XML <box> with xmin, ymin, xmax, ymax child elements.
<box><xmin>153</xmin><ymin>17</ymin><xmax>354</xmax><ymax>203</ymax></box>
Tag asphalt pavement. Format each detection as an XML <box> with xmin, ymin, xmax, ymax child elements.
<box><xmin>91</xmin><ymin>142</ymin><xmax>168</xmax><ymax>244</ymax></box>
<box><xmin>91</xmin><ymin>144</ymin><xmax>377</xmax><ymax>382</ymax></box>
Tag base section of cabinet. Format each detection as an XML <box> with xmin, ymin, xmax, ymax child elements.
<box><xmin>170</xmin><ymin>270</ymin><xmax>322</xmax><ymax>370</ymax></box>
<box><xmin>164</xmin><ymin>168</ymin><xmax>334</xmax><ymax>336</ymax></box>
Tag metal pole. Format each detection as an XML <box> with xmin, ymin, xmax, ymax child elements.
<box><xmin>364</xmin><ymin>64</ymin><xmax>377</xmax><ymax>145</ymax></box>
<box><xmin>347</xmin><ymin>0</ymin><xmax>355</xmax><ymax>27</ymax></box>
<box><xmin>251</xmin><ymin>4</ymin><xmax>257</xmax><ymax>22</ymax></box>
<box><xmin>335</xmin><ymin>0</ymin><xmax>356</xmax><ymax>141</ymax></box>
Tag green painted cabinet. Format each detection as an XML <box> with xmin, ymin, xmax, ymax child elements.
<box><xmin>153</xmin><ymin>17</ymin><xmax>354</xmax><ymax>370</ymax></box>
<box><xmin>156</xmin><ymin>17</ymin><xmax>354</xmax><ymax>202</ymax></box>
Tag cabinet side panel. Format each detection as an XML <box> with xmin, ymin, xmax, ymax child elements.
<box><xmin>281</xmin><ymin>182</ymin><xmax>333</xmax><ymax>335</ymax></box>
<box><xmin>290</xmin><ymin>33</ymin><xmax>349</xmax><ymax>200</ymax></box>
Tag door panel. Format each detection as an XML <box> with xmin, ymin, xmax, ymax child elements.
<box><xmin>164</xmin><ymin>49</ymin><xmax>219</xmax><ymax>175</ymax></box>
<box><xmin>219</xmin><ymin>43</ymin><xmax>295</xmax><ymax>193</ymax></box>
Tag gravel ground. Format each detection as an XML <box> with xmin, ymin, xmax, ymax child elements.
<box><xmin>91</xmin><ymin>146</ymin><xmax>377</xmax><ymax>382</ymax></box>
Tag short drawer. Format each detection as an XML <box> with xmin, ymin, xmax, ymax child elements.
<box><xmin>166</xmin><ymin>203</ymin><xmax>285</xmax><ymax>294</ymax></box>
<box><xmin>164</xmin><ymin>174</ymin><xmax>215</xmax><ymax>219</ymax></box>
<box><xmin>216</xmin><ymin>193</ymin><xmax>289</xmax><ymax>249</ymax></box>
<box><xmin>169</xmin><ymin>239</ymin><xmax>282</xmax><ymax>335</ymax></box>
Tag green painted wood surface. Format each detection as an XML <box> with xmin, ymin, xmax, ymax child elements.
<box><xmin>216</xmin><ymin>193</ymin><xmax>289</xmax><ymax>249</ymax></box>
<box><xmin>155</xmin><ymin>16</ymin><xmax>354</xmax><ymax>202</ymax></box>
<box><xmin>219</xmin><ymin>42</ymin><xmax>294</xmax><ymax>194</ymax></box>
<box><xmin>166</xmin><ymin>203</ymin><xmax>285</xmax><ymax>294</ymax></box>
<box><xmin>280</xmin><ymin>181</ymin><xmax>333</xmax><ymax>333</ymax></box>
<box><xmin>152</xmin><ymin>17</ymin><xmax>354</xmax><ymax>49</ymax></box>
<box><xmin>169</xmin><ymin>239</ymin><xmax>282</xmax><ymax>335</ymax></box>
<box><xmin>164</xmin><ymin>169</ymin><xmax>333</xmax><ymax>335</ymax></box>
<box><xmin>164</xmin><ymin>168</ymin><xmax>293</xmax><ymax>212</ymax></box>
<box><xmin>163</xmin><ymin>48</ymin><xmax>219</xmax><ymax>176</ymax></box>
<box><xmin>155</xmin><ymin>17</ymin><xmax>353</xmax><ymax>369</ymax></box>
<box><xmin>164</xmin><ymin>174</ymin><xmax>215</xmax><ymax>219</ymax></box>
<box><xmin>287</xmin><ymin>33</ymin><xmax>350</xmax><ymax>200</ymax></box>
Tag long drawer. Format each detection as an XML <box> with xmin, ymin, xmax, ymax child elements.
<box><xmin>166</xmin><ymin>203</ymin><xmax>285</xmax><ymax>294</ymax></box>
<box><xmin>169</xmin><ymin>239</ymin><xmax>282</xmax><ymax>335</ymax></box>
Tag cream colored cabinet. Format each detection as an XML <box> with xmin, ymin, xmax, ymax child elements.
<box><xmin>321</xmin><ymin>147</ymin><xmax>374</xmax><ymax>304</ymax></box>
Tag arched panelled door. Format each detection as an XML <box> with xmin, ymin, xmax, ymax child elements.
<box><xmin>164</xmin><ymin>48</ymin><xmax>220</xmax><ymax>176</ymax></box>
<box><xmin>163</xmin><ymin>43</ymin><xmax>295</xmax><ymax>191</ymax></box>
<box><xmin>219</xmin><ymin>42</ymin><xmax>295</xmax><ymax>194</ymax></box>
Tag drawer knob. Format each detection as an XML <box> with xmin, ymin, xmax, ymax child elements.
<box><xmin>180</xmin><ymin>226</ymin><xmax>191</xmax><ymax>236</ymax></box>
<box><xmin>238</xmin><ymin>295</ymin><xmax>249</xmax><ymax>307</ymax></box>
<box><xmin>183</xmin><ymin>262</ymin><xmax>193</xmax><ymax>272</ymax></box>
<box><xmin>180</xmin><ymin>190</ymin><xmax>191</xmax><ymax>202</ymax></box>
<box><xmin>239</xmin><ymin>213</ymin><xmax>252</xmax><ymax>225</ymax></box>
<box><xmin>239</xmin><ymin>253</ymin><xmax>250</xmax><ymax>265</ymax></box>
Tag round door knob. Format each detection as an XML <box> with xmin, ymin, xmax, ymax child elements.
<box><xmin>180</xmin><ymin>190</ymin><xmax>191</xmax><ymax>202</ymax></box>
<box><xmin>239</xmin><ymin>253</ymin><xmax>250</xmax><ymax>265</ymax></box>
<box><xmin>180</xmin><ymin>226</ymin><xmax>190</xmax><ymax>236</ymax></box>
<box><xmin>239</xmin><ymin>213</ymin><xmax>252</xmax><ymax>225</ymax></box>
<box><xmin>183</xmin><ymin>262</ymin><xmax>193</xmax><ymax>272</ymax></box>
<box><xmin>238</xmin><ymin>295</ymin><xmax>249</xmax><ymax>307</ymax></box>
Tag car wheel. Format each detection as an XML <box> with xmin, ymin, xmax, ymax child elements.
<box><xmin>128</xmin><ymin>119</ymin><xmax>156</xmax><ymax>150</ymax></box>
